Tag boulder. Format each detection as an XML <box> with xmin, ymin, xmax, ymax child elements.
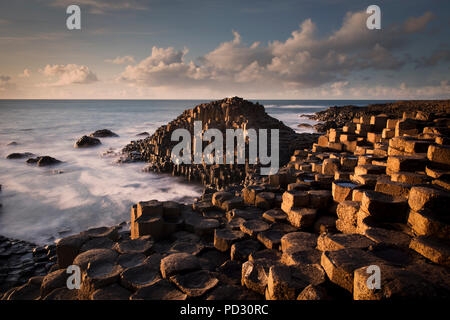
<box><xmin>26</xmin><ymin>156</ymin><xmax>61</xmax><ymax>166</ymax></box>
<box><xmin>89</xmin><ymin>129</ymin><xmax>118</xmax><ymax>138</ymax></box>
<box><xmin>74</xmin><ymin>135</ymin><xmax>101</xmax><ymax>148</ymax></box>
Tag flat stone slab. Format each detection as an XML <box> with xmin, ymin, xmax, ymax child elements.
<box><xmin>240</xmin><ymin>219</ymin><xmax>270</xmax><ymax>237</ymax></box>
<box><xmin>230</xmin><ymin>240</ymin><xmax>262</xmax><ymax>261</ymax></box>
<box><xmin>90</xmin><ymin>283</ymin><xmax>131</xmax><ymax>300</ymax></box>
<box><xmin>281</xmin><ymin>232</ymin><xmax>317</xmax><ymax>252</ymax></box>
<box><xmin>316</xmin><ymin>233</ymin><xmax>376</xmax><ymax>251</ymax></box>
<box><xmin>168</xmin><ymin>241</ymin><xmax>204</xmax><ymax>255</ymax></box>
<box><xmin>320</xmin><ymin>248</ymin><xmax>383</xmax><ymax>293</ymax></box>
<box><xmin>354</xmin><ymin>264</ymin><xmax>441</xmax><ymax>300</ymax></box>
<box><xmin>160</xmin><ymin>253</ymin><xmax>201</xmax><ymax>278</ymax></box>
<box><xmin>131</xmin><ymin>279</ymin><xmax>187</xmax><ymax>300</ymax></box>
<box><xmin>170</xmin><ymin>270</ymin><xmax>219</xmax><ymax>297</ymax></box>
<box><xmin>114</xmin><ymin>236</ymin><xmax>154</xmax><ymax>255</ymax></box>
<box><xmin>257</xmin><ymin>230</ymin><xmax>284</xmax><ymax>250</ymax></box>
<box><xmin>262</xmin><ymin>209</ymin><xmax>287</xmax><ymax>223</ymax></box>
<box><xmin>73</xmin><ymin>248</ymin><xmax>118</xmax><ymax>271</ymax></box>
<box><xmin>80</xmin><ymin>237</ymin><xmax>115</xmax><ymax>253</ymax></box>
<box><xmin>409</xmin><ymin>236</ymin><xmax>450</xmax><ymax>267</ymax></box>
<box><xmin>281</xmin><ymin>248</ymin><xmax>322</xmax><ymax>266</ymax></box>
<box><xmin>117</xmin><ymin>253</ymin><xmax>146</xmax><ymax>269</ymax></box>
<box><xmin>120</xmin><ymin>264</ymin><xmax>161</xmax><ymax>291</ymax></box>
<box><xmin>214</xmin><ymin>229</ymin><xmax>246</xmax><ymax>252</ymax></box>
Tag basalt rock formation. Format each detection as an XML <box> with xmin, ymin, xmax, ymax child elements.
<box><xmin>308</xmin><ymin>100</ymin><xmax>450</xmax><ymax>132</ymax></box>
<box><xmin>122</xmin><ymin>97</ymin><xmax>319</xmax><ymax>188</ymax></box>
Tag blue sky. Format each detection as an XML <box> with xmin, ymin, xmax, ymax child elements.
<box><xmin>0</xmin><ymin>0</ymin><xmax>449</xmax><ymax>99</ymax></box>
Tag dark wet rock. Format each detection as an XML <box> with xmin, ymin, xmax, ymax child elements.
<box><xmin>74</xmin><ymin>135</ymin><xmax>101</xmax><ymax>148</ymax></box>
<box><xmin>131</xmin><ymin>279</ymin><xmax>187</xmax><ymax>300</ymax></box>
<box><xmin>42</xmin><ymin>287</ymin><xmax>77</xmax><ymax>300</ymax></box>
<box><xmin>160</xmin><ymin>253</ymin><xmax>201</xmax><ymax>278</ymax></box>
<box><xmin>216</xmin><ymin>260</ymin><xmax>242</xmax><ymax>285</ymax></box>
<box><xmin>90</xmin><ymin>283</ymin><xmax>131</xmax><ymax>300</ymax></box>
<box><xmin>40</xmin><ymin>269</ymin><xmax>68</xmax><ymax>298</ymax></box>
<box><xmin>297</xmin><ymin>284</ymin><xmax>329</xmax><ymax>300</ymax></box>
<box><xmin>72</xmin><ymin>248</ymin><xmax>118</xmax><ymax>272</ymax></box>
<box><xmin>56</xmin><ymin>233</ymin><xmax>90</xmax><ymax>268</ymax></box>
<box><xmin>170</xmin><ymin>270</ymin><xmax>219</xmax><ymax>297</ymax></box>
<box><xmin>206</xmin><ymin>284</ymin><xmax>262</xmax><ymax>300</ymax></box>
<box><xmin>7</xmin><ymin>141</ymin><xmax>19</xmax><ymax>146</ymax></box>
<box><xmin>136</xmin><ymin>132</ymin><xmax>150</xmax><ymax>136</ymax></box>
<box><xmin>80</xmin><ymin>237</ymin><xmax>115</xmax><ymax>252</ymax></box>
<box><xmin>214</xmin><ymin>228</ymin><xmax>246</xmax><ymax>252</ymax></box>
<box><xmin>240</xmin><ymin>219</ymin><xmax>270</xmax><ymax>237</ymax></box>
<box><xmin>89</xmin><ymin>129</ymin><xmax>118</xmax><ymax>138</ymax></box>
<box><xmin>168</xmin><ymin>241</ymin><xmax>204</xmax><ymax>255</ymax></box>
<box><xmin>230</xmin><ymin>240</ymin><xmax>262</xmax><ymax>261</ymax></box>
<box><xmin>117</xmin><ymin>253</ymin><xmax>146</xmax><ymax>269</ymax></box>
<box><xmin>6</xmin><ymin>152</ymin><xmax>34</xmax><ymax>159</ymax></box>
<box><xmin>113</xmin><ymin>235</ymin><xmax>154</xmax><ymax>255</ymax></box>
<box><xmin>26</xmin><ymin>156</ymin><xmax>62</xmax><ymax>167</ymax></box>
<box><xmin>120</xmin><ymin>264</ymin><xmax>161</xmax><ymax>291</ymax></box>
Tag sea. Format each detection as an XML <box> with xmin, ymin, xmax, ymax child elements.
<box><xmin>0</xmin><ymin>99</ymin><xmax>393</xmax><ymax>244</ymax></box>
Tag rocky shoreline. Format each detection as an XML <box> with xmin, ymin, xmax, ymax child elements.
<box><xmin>306</xmin><ymin>100</ymin><xmax>450</xmax><ymax>132</ymax></box>
<box><xmin>1</xmin><ymin>98</ymin><xmax>450</xmax><ymax>300</ymax></box>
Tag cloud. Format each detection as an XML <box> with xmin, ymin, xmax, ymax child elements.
<box><xmin>105</xmin><ymin>56</ymin><xmax>135</xmax><ymax>64</ymax></box>
<box><xmin>18</xmin><ymin>69</ymin><xmax>31</xmax><ymax>78</ymax></box>
<box><xmin>0</xmin><ymin>75</ymin><xmax>16</xmax><ymax>92</ymax></box>
<box><xmin>415</xmin><ymin>48</ymin><xmax>450</xmax><ymax>68</ymax></box>
<box><xmin>49</xmin><ymin>0</ymin><xmax>148</xmax><ymax>14</ymax></box>
<box><xmin>120</xmin><ymin>10</ymin><xmax>431</xmax><ymax>93</ymax></box>
<box><xmin>403</xmin><ymin>11</ymin><xmax>434</xmax><ymax>33</ymax></box>
<box><xmin>119</xmin><ymin>46</ymin><xmax>210</xmax><ymax>87</ymax></box>
<box><xmin>40</xmin><ymin>64</ymin><xmax>98</xmax><ymax>86</ymax></box>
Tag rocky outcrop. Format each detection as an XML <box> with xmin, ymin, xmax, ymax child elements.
<box><xmin>26</xmin><ymin>156</ymin><xmax>62</xmax><ymax>167</ymax></box>
<box><xmin>74</xmin><ymin>135</ymin><xmax>101</xmax><ymax>148</ymax></box>
<box><xmin>6</xmin><ymin>152</ymin><xmax>34</xmax><ymax>159</ymax></box>
<box><xmin>123</xmin><ymin>97</ymin><xmax>319</xmax><ymax>188</ymax></box>
<box><xmin>307</xmin><ymin>100</ymin><xmax>450</xmax><ymax>132</ymax></box>
<box><xmin>90</xmin><ymin>129</ymin><xmax>119</xmax><ymax>138</ymax></box>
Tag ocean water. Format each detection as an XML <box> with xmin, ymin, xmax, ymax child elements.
<box><xmin>0</xmin><ymin>99</ymin><xmax>391</xmax><ymax>244</ymax></box>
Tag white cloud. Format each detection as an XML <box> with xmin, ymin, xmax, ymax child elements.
<box><xmin>119</xmin><ymin>10</ymin><xmax>433</xmax><ymax>93</ymax></box>
<box><xmin>105</xmin><ymin>56</ymin><xmax>135</xmax><ymax>64</ymax></box>
<box><xmin>40</xmin><ymin>64</ymin><xmax>98</xmax><ymax>86</ymax></box>
<box><xmin>18</xmin><ymin>69</ymin><xmax>31</xmax><ymax>78</ymax></box>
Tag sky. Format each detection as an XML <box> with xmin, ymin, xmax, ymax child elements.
<box><xmin>0</xmin><ymin>0</ymin><xmax>449</xmax><ymax>99</ymax></box>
